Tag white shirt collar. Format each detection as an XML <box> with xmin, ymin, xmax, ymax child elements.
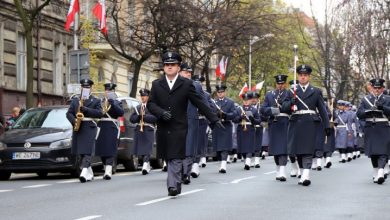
<box><xmin>299</xmin><ymin>83</ymin><xmax>309</xmax><ymax>91</ymax></box>
<box><xmin>165</xmin><ymin>74</ymin><xmax>179</xmax><ymax>90</ymax></box>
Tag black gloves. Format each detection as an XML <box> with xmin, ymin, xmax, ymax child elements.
<box><xmin>162</xmin><ymin>111</ymin><xmax>172</xmax><ymax>121</ymax></box>
<box><xmin>108</xmin><ymin>99</ymin><xmax>115</xmax><ymax>104</ymax></box>
<box><xmin>214</xmin><ymin>120</ymin><xmax>225</xmax><ymax>129</ymax></box>
<box><xmin>325</xmin><ymin>127</ymin><xmax>332</xmax><ymax>136</ymax></box>
<box><xmin>80</xmin><ymin>106</ymin><xmax>88</xmax><ymax>114</ymax></box>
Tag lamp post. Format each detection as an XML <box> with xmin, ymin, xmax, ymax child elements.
<box><xmin>249</xmin><ymin>35</ymin><xmax>259</xmax><ymax>88</ymax></box>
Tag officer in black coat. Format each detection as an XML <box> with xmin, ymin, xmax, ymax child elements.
<box><xmin>147</xmin><ymin>51</ymin><xmax>223</xmax><ymax>196</ymax></box>
<box><xmin>66</xmin><ymin>79</ymin><xmax>103</xmax><ymax>182</ymax></box>
<box><xmin>357</xmin><ymin>78</ymin><xmax>390</xmax><ymax>184</ymax></box>
<box><xmin>251</xmin><ymin>91</ymin><xmax>264</xmax><ymax>168</ymax></box>
<box><xmin>281</xmin><ymin>65</ymin><xmax>331</xmax><ymax>186</ymax></box>
<box><xmin>130</xmin><ymin>89</ymin><xmax>157</xmax><ymax>175</ymax></box>
<box><xmin>95</xmin><ymin>83</ymin><xmax>124</xmax><ymax>180</ymax></box>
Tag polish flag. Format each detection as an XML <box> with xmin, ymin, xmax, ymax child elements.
<box><xmin>251</xmin><ymin>81</ymin><xmax>264</xmax><ymax>91</ymax></box>
<box><xmin>215</xmin><ymin>56</ymin><xmax>225</xmax><ymax>79</ymax></box>
<box><xmin>93</xmin><ymin>0</ymin><xmax>108</xmax><ymax>35</ymax></box>
<box><xmin>221</xmin><ymin>57</ymin><xmax>228</xmax><ymax>80</ymax></box>
<box><xmin>65</xmin><ymin>0</ymin><xmax>80</xmax><ymax>32</ymax></box>
<box><xmin>238</xmin><ymin>83</ymin><xmax>248</xmax><ymax>98</ymax></box>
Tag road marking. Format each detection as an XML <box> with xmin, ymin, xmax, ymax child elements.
<box><xmin>74</xmin><ymin>215</ymin><xmax>102</xmax><ymax>220</ymax></box>
<box><xmin>57</xmin><ymin>179</ymin><xmax>79</xmax><ymax>184</ymax></box>
<box><xmin>22</xmin><ymin>184</ymin><xmax>51</xmax><ymax>189</ymax></box>
<box><xmin>115</xmin><ymin>172</ymin><xmax>135</xmax><ymax>176</ymax></box>
<box><xmin>0</xmin><ymin>189</ymin><xmax>13</xmax><ymax>193</ymax></box>
<box><xmin>231</xmin><ymin>176</ymin><xmax>256</xmax><ymax>184</ymax></box>
<box><xmin>264</xmin><ymin>171</ymin><xmax>276</xmax><ymax>175</ymax></box>
<box><xmin>135</xmin><ymin>189</ymin><xmax>205</xmax><ymax>206</ymax></box>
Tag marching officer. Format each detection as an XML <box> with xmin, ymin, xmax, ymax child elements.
<box><xmin>95</xmin><ymin>83</ymin><xmax>124</xmax><ymax>180</ymax></box>
<box><xmin>130</xmin><ymin>88</ymin><xmax>157</xmax><ymax>175</ymax></box>
<box><xmin>281</xmin><ymin>65</ymin><xmax>331</xmax><ymax>186</ymax></box>
<box><xmin>323</xmin><ymin>98</ymin><xmax>336</xmax><ymax>168</ymax></box>
<box><xmin>66</xmin><ymin>79</ymin><xmax>103</xmax><ymax>183</ymax></box>
<box><xmin>312</xmin><ymin>95</ymin><xmax>327</xmax><ymax>171</ymax></box>
<box><xmin>357</xmin><ymin>78</ymin><xmax>390</xmax><ymax>184</ymax></box>
<box><xmin>261</xmin><ymin>74</ymin><xmax>290</xmax><ymax>181</ymax></box>
<box><xmin>147</xmin><ymin>51</ymin><xmax>222</xmax><ymax>196</ymax></box>
<box><xmin>179</xmin><ymin>63</ymin><xmax>209</xmax><ymax>183</ymax></box>
<box><xmin>251</xmin><ymin>91</ymin><xmax>263</xmax><ymax>168</ymax></box>
<box><xmin>212</xmin><ymin>85</ymin><xmax>237</xmax><ymax>173</ymax></box>
<box><xmin>234</xmin><ymin>92</ymin><xmax>261</xmax><ymax>170</ymax></box>
<box><xmin>334</xmin><ymin>100</ymin><xmax>352</xmax><ymax>163</ymax></box>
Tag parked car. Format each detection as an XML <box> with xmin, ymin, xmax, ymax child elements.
<box><xmin>116</xmin><ymin>96</ymin><xmax>163</xmax><ymax>171</ymax></box>
<box><xmin>0</xmin><ymin>106</ymin><xmax>103</xmax><ymax>180</ymax></box>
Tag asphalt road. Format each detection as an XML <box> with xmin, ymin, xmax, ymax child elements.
<box><xmin>0</xmin><ymin>155</ymin><xmax>389</xmax><ymax>220</ymax></box>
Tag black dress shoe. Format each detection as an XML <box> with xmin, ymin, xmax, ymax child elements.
<box><xmin>261</xmin><ymin>155</ymin><xmax>265</xmax><ymax>160</ymax></box>
<box><xmin>302</xmin><ymin>179</ymin><xmax>311</xmax><ymax>186</ymax></box>
<box><xmin>168</xmin><ymin>188</ymin><xmax>179</xmax><ymax>196</ymax></box>
<box><xmin>103</xmin><ymin>174</ymin><xmax>111</xmax><ymax>180</ymax></box>
<box><xmin>347</xmin><ymin>158</ymin><xmax>352</xmax><ymax>162</ymax></box>
<box><xmin>190</xmin><ymin>172</ymin><xmax>199</xmax><ymax>178</ymax></box>
<box><xmin>316</xmin><ymin>166</ymin><xmax>322</xmax><ymax>171</ymax></box>
<box><xmin>79</xmin><ymin>176</ymin><xmax>87</xmax><ymax>183</ymax></box>
<box><xmin>233</xmin><ymin>158</ymin><xmax>237</xmax><ymax>163</ymax></box>
<box><xmin>244</xmin><ymin>165</ymin><xmax>250</xmax><ymax>170</ymax></box>
<box><xmin>142</xmin><ymin>169</ymin><xmax>148</xmax><ymax>175</ymax></box>
<box><xmin>162</xmin><ymin>166</ymin><xmax>167</xmax><ymax>172</ymax></box>
<box><xmin>290</xmin><ymin>174</ymin><xmax>297</xmax><ymax>177</ymax></box>
<box><xmin>279</xmin><ymin>176</ymin><xmax>287</xmax><ymax>182</ymax></box>
<box><xmin>219</xmin><ymin>169</ymin><xmax>226</xmax><ymax>173</ymax></box>
<box><xmin>297</xmin><ymin>175</ymin><xmax>301</xmax><ymax>178</ymax></box>
<box><xmin>357</xmin><ymin>154</ymin><xmax>361</xmax><ymax>158</ymax></box>
<box><xmin>341</xmin><ymin>159</ymin><xmax>346</xmax><ymax>163</ymax></box>
<box><xmin>182</xmin><ymin>175</ymin><xmax>191</xmax><ymax>185</ymax></box>
<box><xmin>276</xmin><ymin>177</ymin><xmax>281</xmax><ymax>181</ymax></box>
<box><xmin>201</xmin><ymin>164</ymin><xmax>206</xmax><ymax>168</ymax></box>
<box><xmin>377</xmin><ymin>177</ymin><xmax>385</xmax><ymax>184</ymax></box>
<box><xmin>255</xmin><ymin>164</ymin><xmax>260</xmax><ymax>168</ymax></box>
<box><xmin>325</xmin><ymin>162</ymin><xmax>332</xmax><ymax>168</ymax></box>
<box><xmin>311</xmin><ymin>168</ymin><xmax>316</xmax><ymax>170</ymax></box>
<box><xmin>352</xmin><ymin>155</ymin><xmax>356</xmax><ymax>160</ymax></box>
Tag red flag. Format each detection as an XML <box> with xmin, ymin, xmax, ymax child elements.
<box><xmin>215</xmin><ymin>56</ymin><xmax>225</xmax><ymax>79</ymax></box>
<box><xmin>238</xmin><ymin>83</ymin><xmax>248</xmax><ymax>98</ymax></box>
<box><xmin>65</xmin><ymin>0</ymin><xmax>80</xmax><ymax>32</ymax></box>
<box><xmin>93</xmin><ymin>0</ymin><xmax>108</xmax><ymax>35</ymax></box>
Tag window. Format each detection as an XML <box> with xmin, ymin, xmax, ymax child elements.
<box><xmin>53</xmin><ymin>43</ymin><xmax>63</xmax><ymax>94</ymax></box>
<box><xmin>98</xmin><ymin>66</ymin><xmax>104</xmax><ymax>82</ymax></box>
<box><xmin>16</xmin><ymin>33</ymin><xmax>26</xmax><ymax>90</ymax></box>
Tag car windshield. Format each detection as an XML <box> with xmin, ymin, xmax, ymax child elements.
<box><xmin>12</xmin><ymin>108</ymin><xmax>72</xmax><ymax>129</ymax></box>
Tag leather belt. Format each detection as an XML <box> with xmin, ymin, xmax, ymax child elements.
<box><xmin>137</xmin><ymin>123</ymin><xmax>156</xmax><ymax>129</ymax></box>
<box><xmin>293</xmin><ymin>110</ymin><xmax>316</xmax><ymax>115</ymax></box>
<box><xmin>366</xmin><ymin>118</ymin><xmax>389</xmax><ymax>122</ymax></box>
<box><xmin>99</xmin><ymin>118</ymin><xmax>118</xmax><ymax>122</ymax></box>
<box><xmin>82</xmin><ymin>118</ymin><xmax>95</xmax><ymax>121</ymax></box>
<box><xmin>336</xmin><ymin>125</ymin><xmax>347</xmax><ymax>128</ymax></box>
<box><xmin>276</xmin><ymin>113</ymin><xmax>289</xmax><ymax>117</ymax></box>
<box><xmin>198</xmin><ymin>116</ymin><xmax>206</xmax><ymax>120</ymax></box>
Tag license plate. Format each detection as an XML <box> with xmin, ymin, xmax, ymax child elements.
<box><xmin>12</xmin><ymin>152</ymin><xmax>41</xmax><ymax>160</ymax></box>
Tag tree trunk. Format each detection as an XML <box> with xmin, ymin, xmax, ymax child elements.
<box><xmin>130</xmin><ymin>61</ymin><xmax>143</xmax><ymax>97</ymax></box>
<box><xmin>25</xmin><ymin>29</ymin><xmax>34</xmax><ymax>109</ymax></box>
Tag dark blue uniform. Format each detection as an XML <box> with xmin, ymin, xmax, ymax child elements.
<box><xmin>212</xmin><ymin>97</ymin><xmax>236</xmax><ymax>153</ymax></box>
<box><xmin>234</xmin><ymin>105</ymin><xmax>261</xmax><ymax>156</ymax></box>
<box><xmin>95</xmin><ymin>98</ymin><xmax>124</xmax><ymax>161</ymax></box>
<box><xmin>66</xmin><ymin>95</ymin><xmax>103</xmax><ymax>155</ymax></box>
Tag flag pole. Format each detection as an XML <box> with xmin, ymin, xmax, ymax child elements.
<box><xmin>293</xmin><ymin>44</ymin><xmax>298</xmax><ymax>112</ymax></box>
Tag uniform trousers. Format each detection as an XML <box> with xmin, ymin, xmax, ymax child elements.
<box><xmin>142</xmin><ymin>155</ymin><xmax>150</xmax><ymax>163</ymax></box>
<box><xmin>241</xmin><ymin>153</ymin><xmax>252</xmax><ymax>159</ymax></box>
<box><xmin>297</xmin><ymin>154</ymin><xmax>312</xmax><ymax>169</ymax></box>
<box><xmin>101</xmin><ymin>156</ymin><xmax>114</xmax><ymax>166</ymax></box>
<box><xmin>371</xmin><ymin>155</ymin><xmax>389</xmax><ymax>169</ymax></box>
<box><xmin>167</xmin><ymin>159</ymin><xmax>183</xmax><ymax>192</ymax></box>
<box><xmin>274</xmin><ymin>155</ymin><xmax>288</xmax><ymax>166</ymax></box>
<box><xmin>314</xmin><ymin>150</ymin><xmax>323</xmax><ymax>159</ymax></box>
<box><xmin>323</xmin><ymin>151</ymin><xmax>332</xmax><ymax>157</ymax></box>
<box><xmin>220</xmin><ymin>151</ymin><xmax>229</xmax><ymax>161</ymax></box>
<box><xmin>183</xmin><ymin>157</ymin><xmax>193</xmax><ymax>177</ymax></box>
<box><xmin>81</xmin><ymin>155</ymin><xmax>92</xmax><ymax>168</ymax></box>
<box><xmin>289</xmin><ymin>156</ymin><xmax>297</xmax><ymax>163</ymax></box>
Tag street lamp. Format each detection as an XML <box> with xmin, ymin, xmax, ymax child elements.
<box><xmin>249</xmin><ymin>35</ymin><xmax>259</xmax><ymax>88</ymax></box>
<box><xmin>249</xmin><ymin>34</ymin><xmax>273</xmax><ymax>87</ymax></box>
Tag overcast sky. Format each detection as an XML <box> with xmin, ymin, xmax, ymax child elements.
<box><xmin>282</xmin><ymin>0</ymin><xmax>328</xmax><ymax>24</ymax></box>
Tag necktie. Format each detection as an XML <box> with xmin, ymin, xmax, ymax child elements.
<box><xmin>302</xmin><ymin>86</ymin><xmax>305</xmax><ymax>92</ymax></box>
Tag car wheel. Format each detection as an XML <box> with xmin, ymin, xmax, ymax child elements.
<box><xmin>150</xmin><ymin>158</ymin><xmax>164</xmax><ymax>169</ymax></box>
<box><xmin>0</xmin><ymin>171</ymin><xmax>11</xmax><ymax>180</ymax></box>
<box><xmin>122</xmin><ymin>155</ymin><xmax>138</xmax><ymax>171</ymax></box>
<box><xmin>36</xmin><ymin>172</ymin><xmax>48</xmax><ymax>178</ymax></box>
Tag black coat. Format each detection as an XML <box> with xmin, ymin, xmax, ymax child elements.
<box><xmin>95</xmin><ymin>99</ymin><xmax>124</xmax><ymax>157</ymax></box>
<box><xmin>147</xmin><ymin>75</ymin><xmax>219</xmax><ymax>160</ymax></box>
<box><xmin>66</xmin><ymin>95</ymin><xmax>103</xmax><ymax>155</ymax></box>
<box><xmin>281</xmin><ymin>85</ymin><xmax>330</xmax><ymax>155</ymax></box>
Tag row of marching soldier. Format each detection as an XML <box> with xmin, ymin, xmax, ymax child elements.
<box><xmin>66</xmin><ymin>80</ymin><xmax>124</xmax><ymax>182</ymax></box>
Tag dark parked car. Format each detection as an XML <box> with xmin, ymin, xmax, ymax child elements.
<box><xmin>116</xmin><ymin>97</ymin><xmax>163</xmax><ymax>171</ymax></box>
<box><xmin>0</xmin><ymin>106</ymin><xmax>103</xmax><ymax>180</ymax></box>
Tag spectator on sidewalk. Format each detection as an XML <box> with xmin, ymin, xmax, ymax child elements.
<box><xmin>6</xmin><ymin>107</ymin><xmax>21</xmax><ymax>127</ymax></box>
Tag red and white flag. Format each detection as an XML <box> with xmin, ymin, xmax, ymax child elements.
<box><xmin>65</xmin><ymin>0</ymin><xmax>80</xmax><ymax>32</ymax></box>
<box><xmin>93</xmin><ymin>0</ymin><xmax>108</xmax><ymax>35</ymax></box>
<box><xmin>238</xmin><ymin>83</ymin><xmax>248</xmax><ymax>98</ymax></box>
<box><xmin>221</xmin><ymin>57</ymin><xmax>228</xmax><ymax>80</ymax></box>
<box><xmin>251</xmin><ymin>81</ymin><xmax>264</xmax><ymax>91</ymax></box>
<box><xmin>215</xmin><ymin>56</ymin><xmax>225</xmax><ymax>79</ymax></box>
